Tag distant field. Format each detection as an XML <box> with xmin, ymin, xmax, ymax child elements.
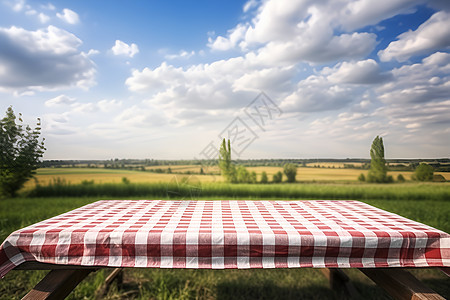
<box><xmin>24</xmin><ymin>166</ymin><xmax>449</xmax><ymax>191</ymax></box>
<box><xmin>23</xmin><ymin>168</ymin><xmax>222</xmax><ymax>190</ymax></box>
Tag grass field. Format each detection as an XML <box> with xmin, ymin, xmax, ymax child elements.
<box><xmin>5</xmin><ymin>166</ymin><xmax>450</xmax><ymax>299</ymax></box>
<box><xmin>0</xmin><ymin>197</ymin><xmax>449</xmax><ymax>299</ymax></box>
<box><xmin>23</xmin><ymin>167</ymin><xmax>450</xmax><ymax>192</ymax></box>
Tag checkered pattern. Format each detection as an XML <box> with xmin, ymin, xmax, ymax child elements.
<box><xmin>1</xmin><ymin>200</ymin><xmax>449</xmax><ymax>278</ymax></box>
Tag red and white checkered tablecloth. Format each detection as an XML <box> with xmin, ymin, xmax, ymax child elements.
<box><xmin>1</xmin><ymin>200</ymin><xmax>449</xmax><ymax>278</ymax></box>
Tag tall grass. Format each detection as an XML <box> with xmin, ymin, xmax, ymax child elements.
<box><xmin>27</xmin><ymin>181</ymin><xmax>450</xmax><ymax>201</ymax></box>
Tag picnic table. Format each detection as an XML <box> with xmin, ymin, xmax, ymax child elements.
<box><xmin>1</xmin><ymin>200</ymin><xmax>449</xmax><ymax>299</ymax></box>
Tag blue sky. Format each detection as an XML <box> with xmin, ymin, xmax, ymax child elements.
<box><xmin>0</xmin><ymin>0</ymin><xmax>449</xmax><ymax>160</ymax></box>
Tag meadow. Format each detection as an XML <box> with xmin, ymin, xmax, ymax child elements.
<box><xmin>23</xmin><ymin>166</ymin><xmax>450</xmax><ymax>190</ymax></box>
<box><xmin>1</xmin><ymin>165</ymin><xmax>449</xmax><ymax>299</ymax></box>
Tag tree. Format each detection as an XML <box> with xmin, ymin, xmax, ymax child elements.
<box><xmin>413</xmin><ymin>163</ymin><xmax>434</xmax><ymax>181</ymax></box>
<box><xmin>0</xmin><ymin>107</ymin><xmax>45</xmax><ymax>197</ymax></box>
<box><xmin>236</xmin><ymin>165</ymin><xmax>250</xmax><ymax>183</ymax></box>
<box><xmin>397</xmin><ymin>174</ymin><xmax>405</xmax><ymax>182</ymax></box>
<box><xmin>358</xmin><ymin>173</ymin><xmax>366</xmax><ymax>182</ymax></box>
<box><xmin>283</xmin><ymin>163</ymin><xmax>297</xmax><ymax>183</ymax></box>
<box><xmin>218</xmin><ymin>138</ymin><xmax>236</xmax><ymax>183</ymax></box>
<box><xmin>260</xmin><ymin>171</ymin><xmax>268</xmax><ymax>184</ymax></box>
<box><xmin>249</xmin><ymin>171</ymin><xmax>257</xmax><ymax>184</ymax></box>
<box><xmin>367</xmin><ymin>136</ymin><xmax>389</xmax><ymax>183</ymax></box>
<box><xmin>273</xmin><ymin>171</ymin><xmax>283</xmax><ymax>183</ymax></box>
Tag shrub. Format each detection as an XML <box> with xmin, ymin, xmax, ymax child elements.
<box><xmin>358</xmin><ymin>173</ymin><xmax>366</xmax><ymax>182</ymax></box>
<box><xmin>283</xmin><ymin>163</ymin><xmax>297</xmax><ymax>183</ymax></box>
<box><xmin>260</xmin><ymin>171</ymin><xmax>268</xmax><ymax>184</ymax></box>
<box><xmin>397</xmin><ymin>174</ymin><xmax>405</xmax><ymax>182</ymax></box>
<box><xmin>414</xmin><ymin>163</ymin><xmax>434</xmax><ymax>181</ymax></box>
<box><xmin>250</xmin><ymin>171</ymin><xmax>257</xmax><ymax>184</ymax></box>
<box><xmin>122</xmin><ymin>177</ymin><xmax>130</xmax><ymax>184</ymax></box>
<box><xmin>273</xmin><ymin>171</ymin><xmax>283</xmax><ymax>183</ymax></box>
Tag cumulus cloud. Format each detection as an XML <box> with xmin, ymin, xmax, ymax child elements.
<box><xmin>0</xmin><ymin>25</ymin><xmax>96</xmax><ymax>93</ymax></box>
<box><xmin>208</xmin><ymin>0</ymin><xmax>380</xmax><ymax>64</ymax></box>
<box><xmin>379</xmin><ymin>11</ymin><xmax>450</xmax><ymax>62</ymax></box>
<box><xmin>377</xmin><ymin>52</ymin><xmax>450</xmax><ymax>104</ymax></box>
<box><xmin>38</xmin><ymin>12</ymin><xmax>50</xmax><ymax>23</ymax></box>
<box><xmin>280</xmin><ymin>75</ymin><xmax>357</xmax><ymax>113</ymax></box>
<box><xmin>111</xmin><ymin>40</ymin><xmax>139</xmax><ymax>58</ymax></box>
<box><xmin>339</xmin><ymin>0</ymin><xmax>421</xmax><ymax>31</ymax></box>
<box><xmin>208</xmin><ymin>24</ymin><xmax>248</xmax><ymax>51</ymax></box>
<box><xmin>45</xmin><ymin>94</ymin><xmax>76</xmax><ymax>107</ymax></box>
<box><xmin>126</xmin><ymin>56</ymin><xmax>278</xmax><ymax>111</ymax></box>
<box><xmin>325</xmin><ymin>59</ymin><xmax>392</xmax><ymax>84</ymax></box>
<box><xmin>56</xmin><ymin>8</ymin><xmax>79</xmax><ymax>24</ymax></box>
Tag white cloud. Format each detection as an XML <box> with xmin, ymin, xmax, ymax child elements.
<box><xmin>10</xmin><ymin>0</ymin><xmax>26</xmax><ymax>11</ymax></box>
<box><xmin>164</xmin><ymin>50</ymin><xmax>195</xmax><ymax>60</ymax></box>
<box><xmin>38</xmin><ymin>12</ymin><xmax>50</xmax><ymax>23</ymax></box>
<box><xmin>243</xmin><ymin>0</ymin><xmax>258</xmax><ymax>12</ymax></box>
<box><xmin>255</xmin><ymin>31</ymin><xmax>377</xmax><ymax>65</ymax></box>
<box><xmin>339</xmin><ymin>0</ymin><xmax>421</xmax><ymax>31</ymax></box>
<box><xmin>111</xmin><ymin>40</ymin><xmax>139</xmax><ymax>58</ymax></box>
<box><xmin>208</xmin><ymin>24</ymin><xmax>248</xmax><ymax>51</ymax></box>
<box><xmin>41</xmin><ymin>3</ymin><xmax>55</xmax><ymax>10</ymax></box>
<box><xmin>97</xmin><ymin>99</ymin><xmax>122</xmax><ymax>112</ymax></box>
<box><xmin>208</xmin><ymin>0</ymin><xmax>379</xmax><ymax>63</ymax></box>
<box><xmin>280</xmin><ymin>75</ymin><xmax>358</xmax><ymax>112</ymax></box>
<box><xmin>87</xmin><ymin>49</ymin><xmax>100</xmax><ymax>56</ymax></box>
<box><xmin>45</xmin><ymin>94</ymin><xmax>76</xmax><ymax>107</ymax></box>
<box><xmin>377</xmin><ymin>52</ymin><xmax>450</xmax><ymax>104</ymax></box>
<box><xmin>379</xmin><ymin>11</ymin><xmax>450</xmax><ymax>62</ymax></box>
<box><xmin>0</xmin><ymin>25</ymin><xmax>96</xmax><ymax>92</ymax></box>
<box><xmin>56</xmin><ymin>8</ymin><xmax>80</xmax><ymax>24</ymax></box>
<box><xmin>325</xmin><ymin>59</ymin><xmax>392</xmax><ymax>84</ymax></box>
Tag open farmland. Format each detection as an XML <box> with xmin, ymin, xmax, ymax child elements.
<box><xmin>23</xmin><ymin>167</ymin><xmax>223</xmax><ymax>190</ymax></box>
<box><xmin>25</xmin><ymin>166</ymin><xmax>450</xmax><ymax>191</ymax></box>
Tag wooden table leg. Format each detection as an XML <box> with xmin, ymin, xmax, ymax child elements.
<box><xmin>22</xmin><ymin>269</ymin><xmax>93</xmax><ymax>300</ymax></box>
<box><xmin>95</xmin><ymin>268</ymin><xmax>123</xmax><ymax>299</ymax></box>
<box><xmin>359</xmin><ymin>268</ymin><xmax>445</xmax><ymax>300</ymax></box>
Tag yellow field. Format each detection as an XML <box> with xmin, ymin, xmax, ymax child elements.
<box><xmin>24</xmin><ymin>168</ymin><xmax>223</xmax><ymax>189</ymax></box>
<box><xmin>25</xmin><ymin>165</ymin><xmax>449</xmax><ymax>188</ymax></box>
<box><xmin>145</xmin><ymin>164</ymin><xmax>221</xmax><ymax>174</ymax></box>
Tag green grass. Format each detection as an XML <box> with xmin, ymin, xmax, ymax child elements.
<box><xmin>27</xmin><ymin>181</ymin><xmax>450</xmax><ymax>201</ymax></box>
<box><xmin>1</xmin><ymin>196</ymin><xmax>449</xmax><ymax>299</ymax></box>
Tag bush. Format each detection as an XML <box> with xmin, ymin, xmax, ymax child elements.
<box><xmin>237</xmin><ymin>165</ymin><xmax>250</xmax><ymax>183</ymax></box>
<box><xmin>260</xmin><ymin>171</ymin><xmax>268</xmax><ymax>184</ymax></box>
<box><xmin>397</xmin><ymin>174</ymin><xmax>405</xmax><ymax>182</ymax></box>
<box><xmin>122</xmin><ymin>177</ymin><xmax>130</xmax><ymax>184</ymax></box>
<box><xmin>358</xmin><ymin>173</ymin><xmax>366</xmax><ymax>182</ymax></box>
<box><xmin>283</xmin><ymin>163</ymin><xmax>297</xmax><ymax>183</ymax></box>
<box><xmin>250</xmin><ymin>171</ymin><xmax>257</xmax><ymax>184</ymax></box>
<box><xmin>414</xmin><ymin>163</ymin><xmax>434</xmax><ymax>181</ymax></box>
<box><xmin>273</xmin><ymin>171</ymin><xmax>283</xmax><ymax>183</ymax></box>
